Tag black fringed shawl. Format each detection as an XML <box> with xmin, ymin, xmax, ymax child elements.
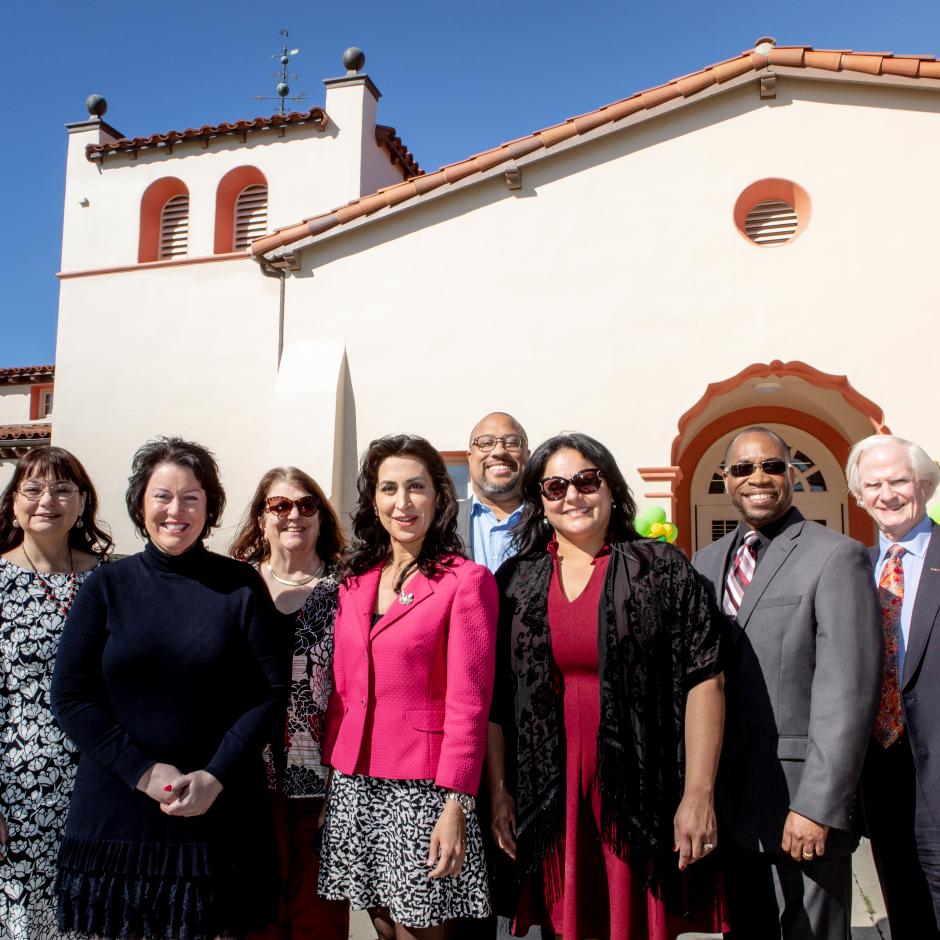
<box><xmin>492</xmin><ymin>538</ymin><xmax>723</xmax><ymax>910</ymax></box>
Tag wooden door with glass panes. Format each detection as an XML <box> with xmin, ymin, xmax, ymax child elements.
<box><xmin>691</xmin><ymin>425</ymin><xmax>847</xmax><ymax>553</ymax></box>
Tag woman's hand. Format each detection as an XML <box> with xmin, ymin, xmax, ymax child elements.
<box><xmin>490</xmin><ymin>788</ymin><xmax>517</xmax><ymax>861</ymax></box>
<box><xmin>427</xmin><ymin>799</ymin><xmax>467</xmax><ymax>879</ymax></box>
<box><xmin>136</xmin><ymin>763</ymin><xmax>185</xmax><ymax>804</ymax></box>
<box><xmin>160</xmin><ymin>771</ymin><xmax>223</xmax><ymax>817</ymax></box>
<box><xmin>673</xmin><ymin>788</ymin><xmax>717</xmax><ymax>871</ymax></box>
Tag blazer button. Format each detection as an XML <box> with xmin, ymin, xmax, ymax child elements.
<box><xmin>360</xmin><ymin>698</ymin><xmax>366</xmax><ymax>706</ymax></box>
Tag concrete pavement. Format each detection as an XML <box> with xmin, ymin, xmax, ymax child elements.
<box><xmin>347</xmin><ymin>838</ymin><xmax>891</xmax><ymax>938</ymax></box>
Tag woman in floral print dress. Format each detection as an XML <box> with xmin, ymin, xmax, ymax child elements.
<box><xmin>0</xmin><ymin>447</ymin><xmax>111</xmax><ymax>940</ymax></box>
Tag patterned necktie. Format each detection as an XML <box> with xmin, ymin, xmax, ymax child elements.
<box><xmin>874</xmin><ymin>544</ymin><xmax>906</xmax><ymax>748</ymax></box>
<box><xmin>723</xmin><ymin>530</ymin><xmax>760</xmax><ymax>620</ymax></box>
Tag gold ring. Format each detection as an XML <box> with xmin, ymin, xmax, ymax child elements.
<box><xmin>801</xmin><ymin>850</ymin><xmax>814</xmax><ymax>860</ymax></box>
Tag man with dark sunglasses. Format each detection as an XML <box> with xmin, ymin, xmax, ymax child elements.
<box><xmin>693</xmin><ymin>426</ymin><xmax>881</xmax><ymax>940</ymax></box>
<box><xmin>456</xmin><ymin>412</ymin><xmax>530</xmax><ymax>574</ymax></box>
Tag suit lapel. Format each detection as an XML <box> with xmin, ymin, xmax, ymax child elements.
<box><xmin>903</xmin><ymin>524</ymin><xmax>940</xmax><ymax>689</ymax></box>
<box><xmin>370</xmin><ymin>572</ymin><xmax>435</xmax><ymax>641</ymax></box>
<box><xmin>352</xmin><ymin>567</ymin><xmax>382</xmax><ymax>647</ymax></box>
<box><xmin>733</xmin><ymin>512</ymin><xmax>805</xmax><ymax>637</ymax></box>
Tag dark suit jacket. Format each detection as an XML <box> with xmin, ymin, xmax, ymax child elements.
<box><xmin>693</xmin><ymin>508</ymin><xmax>882</xmax><ymax>856</ymax></box>
<box><xmin>870</xmin><ymin>522</ymin><xmax>940</xmax><ymax>825</ymax></box>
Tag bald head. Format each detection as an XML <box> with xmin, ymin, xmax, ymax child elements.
<box><xmin>467</xmin><ymin>412</ymin><xmax>530</xmax><ymax>512</ymax></box>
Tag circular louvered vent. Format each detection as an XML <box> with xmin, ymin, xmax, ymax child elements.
<box><xmin>745</xmin><ymin>199</ymin><xmax>798</xmax><ymax>245</ymax></box>
<box><xmin>734</xmin><ymin>179</ymin><xmax>810</xmax><ymax>247</ymax></box>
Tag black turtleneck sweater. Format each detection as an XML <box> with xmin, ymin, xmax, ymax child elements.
<box><xmin>51</xmin><ymin>539</ymin><xmax>288</xmax><ymax>846</ymax></box>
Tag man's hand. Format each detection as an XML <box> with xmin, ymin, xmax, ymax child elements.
<box><xmin>781</xmin><ymin>810</ymin><xmax>829</xmax><ymax>862</ymax></box>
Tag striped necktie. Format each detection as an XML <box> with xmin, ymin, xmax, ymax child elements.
<box><xmin>874</xmin><ymin>544</ymin><xmax>906</xmax><ymax>748</ymax></box>
<box><xmin>723</xmin><ymin>530</ymin><xmax>760</xmax><ymax>620</ymax></box>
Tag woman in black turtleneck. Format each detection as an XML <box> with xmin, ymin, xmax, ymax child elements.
<box><xmin>51</xmin><ymin>437</ymin><xmax>288</xmax><ymax>940</ymax></box>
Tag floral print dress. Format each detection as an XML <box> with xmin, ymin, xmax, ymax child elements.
<box><xmin>0</xmin><ymin>557</ymin><xmax>97</xmax><ymax>940</ymax></box>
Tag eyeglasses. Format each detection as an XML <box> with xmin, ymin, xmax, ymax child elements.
<box><xmin>471</xmin><ymin>435</ymin><xmax>526</xmax><ymax>453</ymax></box>
<box><xmin>264</xmin><ymin>495</ymin><xmax>321</xmax><ymax>517</ymax></box>
<box><xmin>17</xmin><ymin>480</ymin><xmax>80</xmax><ymax>501</ymax></box>
<box><xmin>724</xmin><ymin>459</ymin><xmax>790</xmax><ymax>478</ymax></box>
<box><xmin>538</xmin><ymin>468</ymin><xmax>605</xmax><ymax>501</ymax></box>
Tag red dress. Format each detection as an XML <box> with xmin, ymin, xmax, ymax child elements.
<box><xmin>542</xmin><ymin>547</ymin><xmax>722</xmax><ymax>940</ymax></box>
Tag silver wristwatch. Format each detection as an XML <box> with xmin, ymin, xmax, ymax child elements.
<box><xmin>444</xmin><ymin>790</ymin><xmax>476</xmax><ymax>815</ymax></box>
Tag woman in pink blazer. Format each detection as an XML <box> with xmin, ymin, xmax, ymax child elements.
<box><xmin>318</xmin><ymin>434</ymin><xmax>498</xmax><ymax>940</ymax></box>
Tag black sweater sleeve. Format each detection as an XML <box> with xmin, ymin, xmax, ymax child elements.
<box><xmin>51</xmin><ymin>570</ymin><xmax>155</xmax><ymax>790</ymax></box>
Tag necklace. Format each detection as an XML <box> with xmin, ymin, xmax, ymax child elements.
<box><xmin>267</xmin><ymin>559</ymin><xmax>325</xmax><ymax>586</ymax></box>
<box><xmin>384</xmin><ymin>562</ymin><xmax>416</xmax><ymax>606</ymax></box>
<box><xmin>20</xmin><ymin>543</ymin><xmax>79</xmax><ymax>618</ymax></box>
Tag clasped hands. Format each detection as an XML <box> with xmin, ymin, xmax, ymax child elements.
<box><xmin>136</xmin><ymin>763</ymin><xmax>223</xmax><ymax>817</ymax></box>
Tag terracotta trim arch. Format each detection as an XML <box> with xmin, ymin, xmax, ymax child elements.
<box><xmin>669</xmin><ymin>360</ymin><xmax>890</xmax><ymax>467</ymax></box>
<box><xmin>139</xmin><ymin>177</ymin><xmax>188</xmax><ymax>263</ymax></box>
<box><xmin>214</xmin><ymin>166</ymin><xmax>268</xmax><ymax>254</ymax></box>
<box><xmin>674</xmin><ymin>406</ymin><xmax>874</xmax><ymax>554</ymax></box>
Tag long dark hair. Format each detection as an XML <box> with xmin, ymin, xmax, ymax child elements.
<box><xmin>230</xmin><ymin>466</ymin><xmax>344</xmax><ymax>565</ymax></box>
<box><xmin>0</xmin><ymin>446</ymin><xmax>113</xmax><ymax>555</ymax></box>
<box><xmin>511</xmin><ymin>432</ymin><xmax>640</xmax><ymax>558</ymax></box>
<box><xmin>340</xmin><ymin>434</ymin><xmax>465</xmax><ymax>587</ymax></box>
<box><xmin>126</xmin><ymin>437</ymin><xmax>225</xmax><ymax>541</ymax></box>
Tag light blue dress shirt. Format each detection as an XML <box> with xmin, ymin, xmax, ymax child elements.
<box><xmin>874</xmin><ymin>515</ymin><xmax>934</xmax><ymax>681</ymax></box>
<box><xmin>469</xmin><ymin>496</ymin><xmax>523</xmax><ymax>573</ymax></box>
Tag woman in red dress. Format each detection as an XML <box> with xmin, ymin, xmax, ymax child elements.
<box><xmin>489</xmin><ymin>433</ymin><xmax>726</xmax><ymax>940</ymax></box>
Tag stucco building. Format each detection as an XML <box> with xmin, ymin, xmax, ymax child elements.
<box><xmin>0</xmin><ymin>366</ymin><xmax>54</xmax><ymax>490</ymax></box>
<box><xmin>50</xmin><ymin>39</ymin><xmax>940</xmax><ymax>552</ymax></box>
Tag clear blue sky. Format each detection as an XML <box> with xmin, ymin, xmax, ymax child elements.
<box><xmin>3</xmin><ymin>0</ymin><xmax>939</xmax><ymax>367</ymax></box>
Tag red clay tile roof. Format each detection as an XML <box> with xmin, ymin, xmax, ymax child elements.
<box><xmin>0</xmin><ymin>423</ymin><xmax>51</xmax><ymax>441</ymax></box>
<box><xmin>253</xmin><ymin>40</ymin><xmax>940</xmax><ymax>258</ymax></box>
<box><xmin>0</xmin><ymin>365</ymin><xmax>55</xmax><ymax>383</ymax></box>
<box><xmin>86</xmin><ymin>107</ymin><xmax>329</xmax><ymax>161</ymax></box>
<box><xmin>376</xmin><ymin>124</ymin><xmax>422</xmax><ymax>177</ymax></box>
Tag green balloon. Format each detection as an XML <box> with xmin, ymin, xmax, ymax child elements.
<box><xmin>634</xmin><ymin>517</ymin><xmax>653</xmax><ymax>537</ymax></box>
<box><xmin>638</xmin><ymin>505</ymin><xmax>667</xmax><ymax>525</ymax></box>
<box><xmin>929</xmin><ymin>503</ymin><xmax>940</xmax><ymax>525</ymax></box>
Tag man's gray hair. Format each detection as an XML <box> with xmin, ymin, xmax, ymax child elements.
<box><xmin>845</xmin><ymin>434</ymin><xmax>940</xmax><ymax>499</ymax></box>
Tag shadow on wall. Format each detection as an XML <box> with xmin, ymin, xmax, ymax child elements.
<box><xmin>333</xmin><ymin>351</ymin><xmax>358</xmax><ymax>533</ymax></box>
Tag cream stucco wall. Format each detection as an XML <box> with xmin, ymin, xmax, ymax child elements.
<box><xmin>52</xmin><ymin>72</ymin><xmax>940</xmax><ymax>552</ymax></box>
<box><xmin>0</xmin><ymin>387</ymin><xmax>33</xmax><ymax>424</ymax></box>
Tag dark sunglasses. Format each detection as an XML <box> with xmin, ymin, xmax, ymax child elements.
<box><xmin>264</xmin><ymin>495</ymin><xmax>321</xmax><ymax>517</ymax></box>
<box><xmin>538</xmin><ymin>468</ymin><xmax>605</xmax><ymax>501</ymax></box>
<box><xmin>725</xmin><ymin>459</ymin><xmax>790</xmax><ymax>478</ymax></box>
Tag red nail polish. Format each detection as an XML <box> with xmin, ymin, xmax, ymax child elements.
<box><xmin>163</xmin><ymin>785</ymin><xmax>173</xmax><ymax>792</ymax></box>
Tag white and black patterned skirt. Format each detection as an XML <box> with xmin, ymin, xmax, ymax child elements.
<box><xmin>318</xmin><ymin>772</ymin><xmax>491</xmax><ymax>928</ymax></box>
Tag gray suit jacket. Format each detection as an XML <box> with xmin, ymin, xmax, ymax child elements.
<box><xmin>870</xmin><ymin>523</ymin><xmax>940</xmax><ymax>826</ymax></box>
<box><xmin>693</xmin><ymin>508</ymin><xmax>882</xmax><ymax>856</ymax></box>
<box><xmin>456</xmin><ymin>497</ymin><xmax>472</xmax><ymax>558</ymax></box>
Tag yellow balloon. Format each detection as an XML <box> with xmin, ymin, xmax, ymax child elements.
<box><xmin>662</xmin><ymin>523</ymin><xmax>674</xmax><ymax>536</ymax></box>
<box><xmin>650</xmin><ymin>523</ymin><xmax>664</xmax><ymax>537</ymax></box>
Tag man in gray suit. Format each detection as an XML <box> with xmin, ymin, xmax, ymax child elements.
<box><xmin>456</xmin><ymin>411</ymin><xmax>530</xmax><ymax>573</ymax></box>
<box><xmin>847</xmin><ymin>434</ymin><xmax>940</xmax><ymax>937</ymax></box>
<box><xmin>693</xmin><ymin>426</ymin><xmax>882</xmax><ymax>939</ymax></box>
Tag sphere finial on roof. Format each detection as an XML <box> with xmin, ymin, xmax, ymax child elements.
<box><xmin>343</xmin><ymin>47</ymin><xmax>365</xmax><ymax>73</ymax></box>
<box><xmin>85</xmin><ymin>94</ymin><xmax>108</xmax><ymax>118</ymax></box>
<box><xmin>753</xmin><ymin>36</ymin><xmax>776</xmax><ymax>55</ymax></box>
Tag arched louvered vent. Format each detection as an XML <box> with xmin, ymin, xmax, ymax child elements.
<box><xmin>234</xmin><ymin>184</ymin><xmax>268</xmax><ymax>250</ymax></box>
<box><xmin>159</xmin><ymin>194</ymin><xmax>189</xmax><ymax>258</ymax></box>
<box><xmin>745</xmin><ymin>199</ymin><xmax>798</xmax><ymax>246</ymax></box>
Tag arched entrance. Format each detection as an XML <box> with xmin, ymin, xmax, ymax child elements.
<box><xmin>691</xmin><ymin>423</ymin><xmax>848</xmax><ymax>551</ymax></box>
<box><xmin>666</xmin><ymin>361</ymin><xmax>890</xmax><ymax>554</ymax></box>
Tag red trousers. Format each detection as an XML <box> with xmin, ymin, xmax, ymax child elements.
<box><xmin>247</xmin><ymin>795</ymin><xmax>349</xmax><ymax>940</ymax></box>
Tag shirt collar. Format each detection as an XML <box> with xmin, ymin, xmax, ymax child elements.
<box><xmin>470</xmin><ymin>494</ymin><xmax>523</xmax><ymax>522</ymax></box>
<box><xmin>878</xmin><ymin>515</ymin><xmax>933</xmax><ymax>561</ymax></box>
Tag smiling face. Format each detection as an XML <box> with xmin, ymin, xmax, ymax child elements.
<box><xmin>723</xmin><ymin>431</ymin><xmax>794</xmax><ymax>529</ymax></box>
<box><xmin>374</xmin><ymin>455</ymin><xmax>437</xmax><ymax>551</ymax></box>
<box><xmin>261</xmin><ymin>480</ymin><xmax>321</xmax><ymax>558</ymax></box>
<box><xmin>143</xmin><ymin>463</ymin><xmax>207</xmax><ymax>555</ymax></box>
<box><xmin>855</xmin><ymin>441</ymin><xmax>931</xmax><ymax>542</ymax></box>
<box><xmin>467</xmin><ymin>413</ymin><xmax>530</xmax><ymax>504</ymax></box>
<box><xmin>13</xmin><ymin>473</ymin><xmax>85</xmax><ymax>544</ymax></box>
<box><xmin>540</xmin><ymin>447</ymin><xmax>612</xmax><ymax>549</ymax></box>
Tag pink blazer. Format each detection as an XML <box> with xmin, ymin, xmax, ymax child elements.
<box><xmin>323</xmin><ymin>555</ymin><xmax>497</xmax><ymax>795</ymax></box>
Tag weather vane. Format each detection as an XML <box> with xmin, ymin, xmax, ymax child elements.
<box><xmin>253</xmin><ymin>28</ymin><xmax>308</xmax><ymax>114</ymax></box>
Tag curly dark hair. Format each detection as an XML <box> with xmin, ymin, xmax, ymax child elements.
<box><xmin>340</xmin><ymin>434</ymin><xmax>465</xmax><ymax>588</ymax></box>
<box><xmin>511</xmin><ymin>432</ymin><xmax>641</xmax><ymax>558</ymax></box>
<box><xmin>0</xmin><ymin>447</ymin><xmax>113</xmax><ymax>556</ymax></box>
<box><xmin>230</xmin><ymin>466</ymin><xmax>344</xmax><ymax>565</ymax></box>
<box><xmin>125</xmin><ymin>437</ymin><xmax>225</xmax><ymax>541</ymax></box>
